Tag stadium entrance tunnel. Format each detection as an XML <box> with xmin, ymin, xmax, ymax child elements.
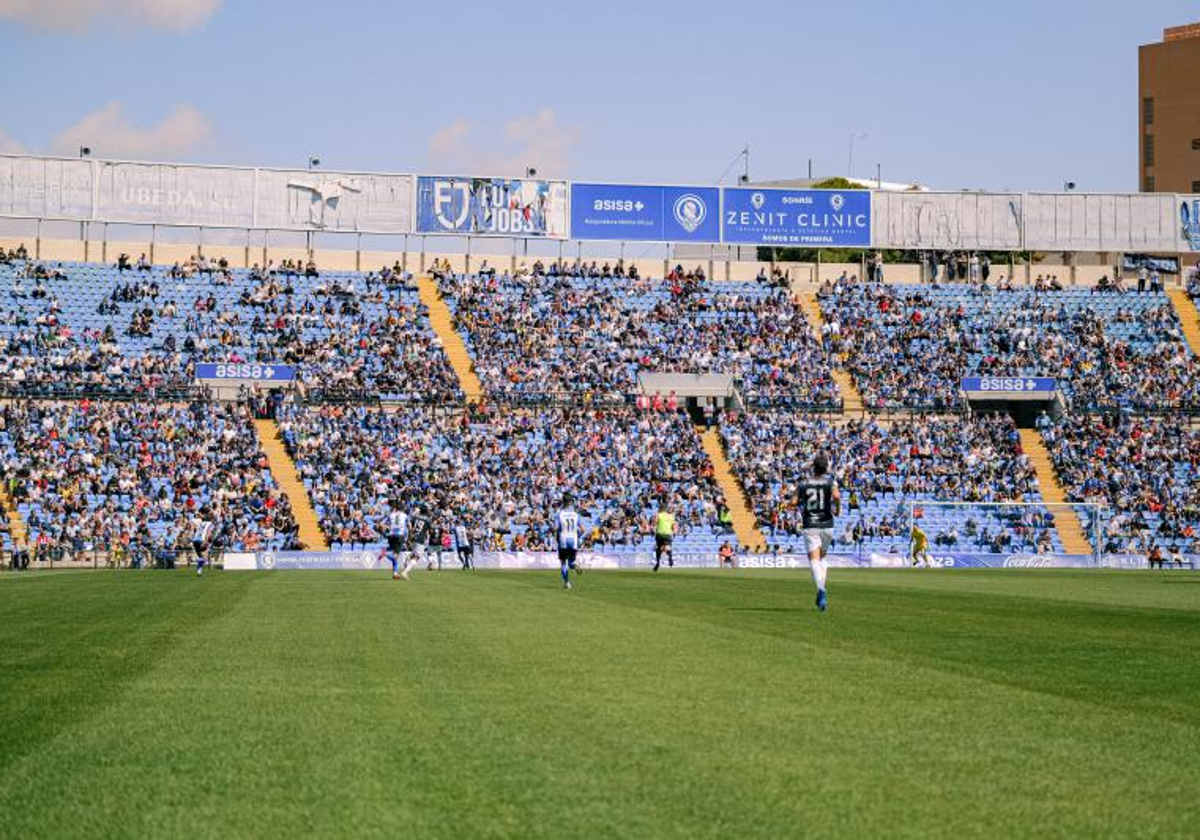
<box><xmin>964</xmin><ymin>394</ymin><xmax>1065</xmax><ymax>428</ymax></box>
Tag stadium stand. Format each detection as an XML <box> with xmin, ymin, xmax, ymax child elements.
<box><xmin>1041</xmin><ymin>414</ymin><xmax>1200</xmax><ymax>556</ymax></box>
<box><xmin>818</xmin><ymin>276</ymin><xmax>1200</xmax><ymax>411</ymax></box>
<box><xmin>0</xmin><ymin>256</ymin><xmax>461</xmax><ymax>402</ymax></box>
<box><xmin>436</xmin><ymin>263</ymin><xmax>840</xmax><ymax>407</ymax></box>
<box><xmin>0</xmin><ymin>401</ymin><xmax>300</xmax><ymax>562</ymax></box>
<box><xmin>720</xmin><ymin>412</ymin><xmax>1062</xmax><ymax>555</ymax></box>
<box><xmin>276</xmin><ymin>401</ymin><xmax>735</xmax><ymax>554</ymax></box>
<box><xmin>1</xmin><ymin>245</ymin><xmax>1197</xmax><ymax>566</ymax></box>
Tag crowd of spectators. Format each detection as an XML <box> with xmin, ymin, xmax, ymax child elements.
<box><xmin>0</xmin><ymin>400</ymin><xmax>299</xmax><ymax>562</ymax></box>
<box><xmin>1042</xmin><ymin>414</ymin><xmax>1200</xmax><ymax>556</ymax></box>
<box><xmin>721</xmin><ymin>411</ymin><xmax>1054</xmax><ymax>554</ymax></box>
<box><xmin>278</xmin><ymin>401</ymin><xmax>730</xmax><ymax>552</ymax></box>
<box><xmin>439</xmin><ymin>267</ymin><xmax>839</xmax><ymax>407</ymax></box>
<box><xmin>0</xmin><ymin>257</ymin><xmax>460</xmax><ymax>401</ymax></box>
<box><xmin>818</xmin><ymin>274</ymin><xmax>1200</xmax><ymax>410</ymax></box>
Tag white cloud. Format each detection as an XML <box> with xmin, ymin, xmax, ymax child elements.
<box><xmin>427</xmin><ymin>108</ymin><xmax>580</xmax><ymax>177</ymax></box>
<box><xmin>0</xmin><ymin>0</ymin><xmax>220</xmax><ymax>33</ymax></box>
<box><xmin>49</xmin><ymin>102</ymin><xmax>211</xmax><ymax>159</ymax></box>
<box><xmin>0</xmin><ymin>128</ymin><xmax>24</xmax><ymax>153</ymax></box>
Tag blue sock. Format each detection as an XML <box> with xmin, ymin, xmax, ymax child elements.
<box><xmin>561</xmin><ymin>564</ymin><xmax>569</xmax><ymax>583</ymax></box>
<box><xmin>390</xmin><ymin>556</ymin><xmax>398</xmax><ymax>574</ymax></box>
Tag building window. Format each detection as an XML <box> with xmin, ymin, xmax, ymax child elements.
<box><xmin>1144</xmin><ymin>176</ymin><xmax>1155</xmax><ymax>192</ymax></box>
<box><xmin>1143</xmin><ymin>96</ymin><xmax>1154</xmax><ymax>126</ymax></box>
<box><xmin>1144</xmin><ymin>135</ymin><xmax>1155</xmax><ymax>166</ymax></box>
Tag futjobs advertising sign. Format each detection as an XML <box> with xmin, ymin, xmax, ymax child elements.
<box><xmin>721</xmin><ymin>188</ymin><xmax>871</xmax><ymax>246</ymax></box>
<box><xmin>569</xmin><ymin>184</ymin><xmax>720</xmax><ymax>242</ymax></box>
<box><xmin>416</xmin><ymin>176</ymin><xmax>568</xmax><ymax>238</ymax></box>
<box><xmin>1182</xmin><ymin>198</ymin><xmax>1200</xmax><ymax>251</ymax></box>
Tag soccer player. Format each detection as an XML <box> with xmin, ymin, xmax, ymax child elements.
<box><xmin>454</xmin><ymin>520</ymin><xmax>474</xmax><ymax>570</ymax></box>
<box><xmin>652</xmin><ymin>500</ymin><xmax>677</xmax><ymax>572</ymax></box>
<box><xmin>383</xmin><ymin>502</ymin><xmax>409</xmax><ymax>580</ymax></box>
<box><xmin>401</xmin><ymin>505</ymin><xmax>430</xmax><ymax>580</ymax></box>
<box><xmin>556</xmin><ymin>494</ymin><xmax>581</xmax><ymax>590</ymax></box>
<box><xmin>800</xmin><ymin>454</ymin><xmax>839</xmax><ymax>611</ymax></box>
<box><xmin>192</xmin><ymin>508</ymin><xmax>215</xmax><ymax>577</ymax></box>
<box><xmin>911</xmin><ymin>523</ymin><xmax>932</xmax><ymax>567</ymax></box>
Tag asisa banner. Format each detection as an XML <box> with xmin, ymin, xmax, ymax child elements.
<box><xmin>569</xmin><ymin>183</ymin><xmax>720</xmax><ymax>242</ymax></box>
<box><xmin>415</xmin><ymin>176</ymin><xmax>568</xmax><ymax>238</ymax></box>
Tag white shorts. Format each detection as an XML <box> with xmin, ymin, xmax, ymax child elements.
<box><xmin>804</xmin><ymin>528</ymin><xmax>833</xmax><ymax>555</ymax></box>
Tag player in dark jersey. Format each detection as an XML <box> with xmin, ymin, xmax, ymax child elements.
<box><xmin>799</xmin><ymin>453</ymin><xmax>840</xmax><ymax>612</ymax></box>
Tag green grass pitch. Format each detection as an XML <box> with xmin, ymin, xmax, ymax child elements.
<box><xmin>2</xmin><ymin>568</ymin><xmax>1198</xmax><ymax>838</ymax></box>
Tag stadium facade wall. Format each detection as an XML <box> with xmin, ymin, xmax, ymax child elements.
<box><xmin>0</xmin><ymin>236</ymin><xmax>1168</xmax><ymax>290</ymax></box>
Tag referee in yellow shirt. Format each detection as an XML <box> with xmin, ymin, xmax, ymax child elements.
<box><xmin>653</xmin><ymin>501</ymin><xmax>677</xmax><ymax>572</ymax></box>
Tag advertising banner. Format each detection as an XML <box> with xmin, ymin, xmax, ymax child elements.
<box><xmin>871</xmin><ymin>191</ymin><xmax>1023</xmax><ymax>250</ymax></box>
<box><xmin>223</xmin><ymin>550</ymin><xmax>1111</xmax><ymax>571</ymax></box>
<box><xmin>1180</xmin><ymin>197</ymin><xmax>1200</xmax><ymax>251</ymax></box>
<box><xmin>416</xmin><ymin>175</ymin><xmax>567</xmax><ymax>238</ymax></box>
<box><xmin>960</xmin><ymin>376</ymin><xmax>1056</xmax><ymax>393</ymax></box>
<box><xmin>722</xmin><ymin>187</ymin><xmax>871</xmax><ymax>246</ymax></box>
<box><xmin>195</xmin><ymin>363</ymin><xmax>295</xmax><ymax>382</ymax></box>
<box><xmin>569</xmin><ymin>183</ymin><xmax>720</xmax><ymax>242</ymax></box>
<box><xmin>253</xmin><ymin>169</ymin><xmax>413</xmax><ymax>232</ymax></box>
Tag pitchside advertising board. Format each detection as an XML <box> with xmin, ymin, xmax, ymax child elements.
<box><xmin>222</xmin><ymin>550</ymin><xmax>1127</xmax><ymax>571</ymax></box>
<box><xmin>570</xmin><ymin>184</ymin><xmax>721</xmax><ymax>242</ymax></box>
<box><xmin>415</xmin><ymin>176</ymin><xmax>568</xmax><ymax>238</ymax></box>
<box><xmin>721</xmin><ymin>187</ymin><xmax>871</xmax><ymax>246</ymax></box>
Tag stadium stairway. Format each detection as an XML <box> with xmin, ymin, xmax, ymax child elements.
<box><xmin>801</xmin><ymin>292</ymin><xmax>863</xmax><ymax>413</ymax></box>
<box><xmin>698</xmin><ymin>426</ymin><xmax>767</xmax><ymax>551</ymax></box>
<box><xmin>1166</xmin><ymin>288</ymin><xmax>1200</xmax><ymax>355</ymax></box>
<box><xmin>252</xmin><ymin>419</ymin><xmax>329</xmax><ymax>551</ymax></box>
<box><xmin>416</xmin><ymin>275</ymin><xmax>484</xmax><ymax>403</ymax></box>
<box><xmin>1</xmin><ymin>486</ymin><xmax>28</xmax><ymax>548</ymax></box>
<box><xmin>1016</xmin><ymin>429</ymin><xmax>1093</xmax><ymax>555</ymax></box>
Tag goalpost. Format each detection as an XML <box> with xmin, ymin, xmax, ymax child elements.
<box><xmin>903</xmin><ymin>501</ymin><xmax>1105</xmax><ymax>566</ymax></box>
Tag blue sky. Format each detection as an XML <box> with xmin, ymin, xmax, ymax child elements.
<box><xmin>0</xmin><ymin>0</ymin><xmax>1195</xmax><ymax>191</ymax></box>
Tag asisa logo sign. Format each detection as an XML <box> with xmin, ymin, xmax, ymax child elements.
<box><xmin>569</xmin><ymin>183</ymin><xmax>720</xmax><ymax>242</ymax></box>
<box><xmin>416</xmin><ymin>176</ymin><xmax>568</xmax><ymax>238</ymax></box>
<box><xmin>721</xmin><ymin>188</ymin><xmax>871</xmax><ymax>246</ymax></box>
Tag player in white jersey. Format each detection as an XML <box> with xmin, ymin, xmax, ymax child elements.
<box><xmin>556</xmin><ymin>494</ymin><xmax>581</xmax><ymax>590</ymax></box>
<box><xmin>382</xmin><ymin>504</ymin><xmax>409</xmax><ymax>580</ymax></box>
<box><xmin>453</xmin><ymin>521</ymin><xmax>474</xmax><ymax>570</ymax></box>
<box><xmin>191</xmin><ymin>509</ymin><xmax>215</xmax><ymax>576</ymax></box>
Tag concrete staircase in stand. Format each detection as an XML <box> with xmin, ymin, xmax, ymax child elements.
<box><xmin>417</xmin><ymin>275</ymin><xmax>484</xmax><ymax>403</ymax></box>
<box><xmin>698</xmin><ymin>426</ymin><xmax>767</xmax><ymax>551</ymax></box>
<box><xmin>801</xmin><ymin>291</ymin><xmax>864</xmax><ymax>414</ymax></box>
<box><xmin>1017</xmin><ymin>429</ymin><xmax>1093</xmax><ymax>555</ymax></box>
<box><xmin>1166</xmin><ymin>288</ymin><xmax>1200</xmax><ymax>355</ymax></box>
<box><xmin>253</xmin><ymin>419</ymin><xmax>328</xmax><ymax>551</ymax></box>
<box><xmin>1</xmin><ymin>486</ymin><xmax>28</xmax><ymax>549</ymax></box>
